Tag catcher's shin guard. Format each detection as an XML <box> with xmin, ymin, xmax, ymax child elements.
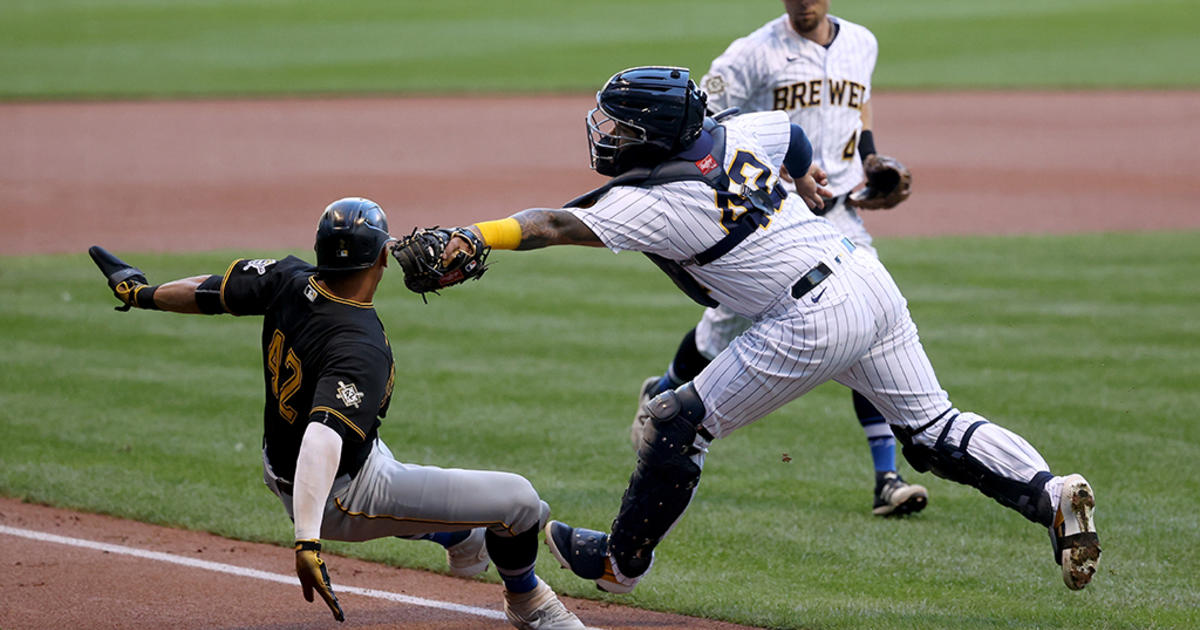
<box><xmin>610</xmin><ymin>383</ymin><xmax>707</xmax><ymax>579</ymax></box>
<box><xmin>894</xmin><ymin>411</ymin><xmax>1054</xmax><ymax>526</ymax></box>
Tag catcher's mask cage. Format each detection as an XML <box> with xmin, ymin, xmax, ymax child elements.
<box><xmin>315</xmin><ymin>197</ymin><xmax>396</xmax><ymax>272</ymax></box>
<box><xmin>587</xmin><ymin>66</ymin><xmax>708</xmax><ymax>176</ymax></box>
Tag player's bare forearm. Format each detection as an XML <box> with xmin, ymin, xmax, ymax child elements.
<box><xmin>511</xmin><ymin>209</ymin><xmax>603</xmax><ymax>249</ymax></box>
<box><xmin>152</xmin><ymin>276</ymin><xmax>208</xmax><ymax>313</ymax></box>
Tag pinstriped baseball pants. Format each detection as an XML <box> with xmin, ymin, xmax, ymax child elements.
<box><xmin>693</xmin><ymin>248</ymin><xmax>1050</xmax><ymax>485</ymax></box>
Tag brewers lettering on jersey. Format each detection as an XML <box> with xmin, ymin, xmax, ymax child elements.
<box><xmin>438</xmin><ymin>65</ymin><xmax>1101</xmax><ymax>597</ymax></box>
<box><xmin>705</xmin><ymin>12</ymin><xmax>874</xmax><ymax>198</ymax></box>
<box><xmin>632</xmin><ymin>1</ymin><xmax>926</xmax><ymax>519</ymax></box>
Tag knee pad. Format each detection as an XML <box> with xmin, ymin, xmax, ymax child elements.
<box><xmin>612</xmin><ymin>384</ymin><xmax>707</xmax><ymax>577</ymax></box>
<box><xmin>636</xmin><ymin>383</ymin><xmax>707</xmax><ymax>464</ymax></box>
<box><xmin>895</xmin><ymin>411</ymin><xmax>1053</xmax><ymax>526</ymax></box>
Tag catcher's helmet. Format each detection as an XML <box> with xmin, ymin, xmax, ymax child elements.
<box><xmin>315</xmin><ymin>197</ymin><xmax>394</xmax><ymax>272</ymax></box>
<box><xmin>588</xmin><ymin>66</ymin><xmax>708</xmax><ymax>176</ymax></box>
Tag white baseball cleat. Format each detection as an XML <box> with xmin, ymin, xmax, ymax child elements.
<box><xmin>503</xmin><ymin>577</ymin><xmax>586</xmax><ymax>630</ymax></box>
<box><xmin>872</xmin><ymin>471</ymin><xmax>929</xmax><ymax>517</ymax></box>
<box><xmin>630</xmin><ymin>376</ymin><xmax>658</xmax><ymax>451</ymax></box>
<box><xmin>446</xmin><ymin>527</ymin><xmax>490</xmax><ymax>578</ymax></box>
<box><xmin>1050</xmin><ymin>474</ymin><xmax>1101</xmax><ymax>590</ymax></box>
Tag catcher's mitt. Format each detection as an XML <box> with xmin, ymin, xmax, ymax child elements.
<box><xmin>390</xmin><ymin>227</ymin><xmax>489</xmax><ymax>298</ymax></box>
<box><xmin>847</xmin><ymin>154</ymin><xmax>912</xmax><ymax>210</ymax></box>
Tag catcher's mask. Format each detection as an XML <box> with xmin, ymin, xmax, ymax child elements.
<box><xmin>315</xmin><ymin>197</ymin><xmax>395</xmax><ymax>272</ymax></box>
<box><xmin>588</xmin><ymin>66</ymin><xmax>707</xmax><ymax>177</ymax></box>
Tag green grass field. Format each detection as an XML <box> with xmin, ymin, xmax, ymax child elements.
<box><xmin>3</xmin><ymin>0</ymin><xmax>1198</xmax><ymax>627</ymax></box>
<box><xmin>1</xmin><ymin>0</ymin><xmax>1197</xmax><ymax>99</ymax></box>
<box><xmin>2</xmin><ymin>232</ymin><xmax>1198</xmax><ymax>629</ymax></box>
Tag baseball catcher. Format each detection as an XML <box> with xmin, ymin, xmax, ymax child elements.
<box><xmin>390</xmin><ymin>227</ymin><xmax>490</xmax><ymax>298</ymax></box>
<box><xmin>846</xmin><ymin>153</ymin><xmax>912</xmax><ymax>210</ymax></box>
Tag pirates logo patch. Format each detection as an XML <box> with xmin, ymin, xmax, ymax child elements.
<box><xmin>243</xmin><ymin>259</ymin><xmax>277</xmax><ymax>275</ymax></box>
<box><xmin>336</xmin><ymin>380</ymin><xmax>364</xmax><ymax>408</ymax></box>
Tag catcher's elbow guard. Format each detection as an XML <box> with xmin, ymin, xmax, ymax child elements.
<box><xmin>474</xmin><ymin>218</ymin><xmax>521</xmax><ymax>250</ymax></box>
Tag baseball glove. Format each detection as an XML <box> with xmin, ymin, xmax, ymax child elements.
<box><xmin>390</xmin><ymin>227</ymin><xmax>489</xmax><ymax>298</ymax></box>
<box><xmin>847</xmin><ymin>154</ymin><xmax>912</xmax><ymax>210</ymax></box>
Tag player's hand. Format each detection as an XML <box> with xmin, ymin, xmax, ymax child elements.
<box><xmin>88</xmin><ymin>245</ymin><xmax>150</xmax><ymax>311</ymax></box>
<box><xmin>793</xmin><ymin>165</ymin><xmax>833</xmax><ymax>211</ymax></box>
<box><xmin>440</xmin><ymin>229</ymin><xmax>477</xmax><ymax>266</ymax></box>
<box><xmin>295</xmin><ymin>540</ymin><xmax>345</xmax><ymax>622</ymax></box>
<box><xmin>808</xmin><ymin>164</ymin><xmax>829</xmax><ymax>187</ymax></box>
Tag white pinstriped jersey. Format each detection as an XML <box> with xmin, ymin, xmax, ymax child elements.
<box><xmin>700</xmin><ymin>14</ymin><xmax>876</xmax><ymax>197</ymax></box>
<box><xmin>570</xmin><ymin>111</ymin><xmax>846</xmax><ymax>318</ymax></box>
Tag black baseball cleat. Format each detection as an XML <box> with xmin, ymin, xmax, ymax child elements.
<box><xmin>543</xmin><ymin>520</ymin><xmax>641</xmax><ymax>594</ymax></box>
<box><xmin>1050</xmin><ymin>474</ymin><xmax>1101</xmax><ymax>590</ymax></box>
<box><xmin>873</xmin><ymin>471</ymin><xmax>929</xmax><ymax>517</ymax></box>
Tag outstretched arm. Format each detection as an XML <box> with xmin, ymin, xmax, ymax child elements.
<box><xmin>441</xmin><ymin>208</ymin><xmax>603</xmax><ymax>264</ymax></box>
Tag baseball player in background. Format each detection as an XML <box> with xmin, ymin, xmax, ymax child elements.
<box><xmin>630</xmin><ymin>0</ymin><xmax>926</xmax><ymax>517</ymax></box>
<box><xmin>430</xmin><ymin>66</ymin><xmax>1100</xmax><ymax>596</ymax></box>
<box><xmin>89</xmin><ymin>198</ymin><xmax>585</xmax><ymax>630</ymax></box>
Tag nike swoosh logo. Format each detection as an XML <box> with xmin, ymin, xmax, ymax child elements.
<box><xmin>810</xmin><ymin>287</ymin><xmax>827</xmax><ymax>303</ymax></box>
<box><xmin>786</xmin><ymin>55</ymin><xmax>800</xmax><ymax>62</ymax></box>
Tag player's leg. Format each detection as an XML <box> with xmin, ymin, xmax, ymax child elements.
<box><xmin>853</xmin><ymin>389</ymin><xmax>929</xmax><ymax>516</ymax></box>
<box><xmin>549</xmin><ymin>382</ymin><xmax>709</xmax><ymax>593</ymax></box>
<box><xmin>312</xmin><ymin>440</ymin><xmax>584</xmax><ymax>626</ymax></box>
<box><xmin>833</xmin><ymin>256</ymin><xmax>1101</xmax><ymax>589</ymax></box>
<box><xmin>551</xmin><ymin>292</ymin><xmax>877</xmax><ymax>592</ymax></box>
<box><xmin>631</xmin><ymin>305</ymin><xmax>750</xmax><ymax>448</ymax></box>
<box><xmin>819</xmin><ymin>207</ymin><xmax>927</xmax><ymax>514</ymax></box>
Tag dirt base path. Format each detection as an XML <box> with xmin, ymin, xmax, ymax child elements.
<box><xmin>2</xmin><ymin>91</ymin><xmax>1197</xmax><ymax>257</ymax></box>
<box><xmin>0</xmin><ymin>497</ymin><xmax>752</xmax><ymax>630</ymax></box>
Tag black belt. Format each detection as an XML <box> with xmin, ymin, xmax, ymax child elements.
<box><xmin>811</xmin><ymin>193</ymin><xmax>845</xmax><ymax>217</ymax></box>
<box><xmin>791</xmin><ymin>237</ymin><xmax>856</xmax><ymax>299</ymax></box>
<box><xmin>791</xmin><ymin>263</ymin><xmax>833</xmax><ymax>298</ymax></box>
<box><xmin>276</xmin><ymin>478</ymin><xmax>293</xmax><ymax>494</ymax></box>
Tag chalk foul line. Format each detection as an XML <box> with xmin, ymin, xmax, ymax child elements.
<box><xmin>2</xmin><ymin>524</ymin><xmax>604</xmax><ymax>629</ymax></box>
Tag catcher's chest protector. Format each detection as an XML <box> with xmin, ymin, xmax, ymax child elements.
<box><xmin>565</xmin><ymin>122</ymin><xmax>783</xmax><ymax>308</ymax></box>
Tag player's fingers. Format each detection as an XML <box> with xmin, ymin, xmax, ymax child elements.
<box><xmin>316</xmin><ymin>586</ymin><xmax>346</xmax><ymax>622</ymax></box>
<box><xmin>808</xmin><ymin>164</ymin><xmax>828</xmax><ymax>185</ymax></box>
<box><xmin>440</xmin><ymin>239</ymin><xmax>465</xmax><ymax>266</ymax></box>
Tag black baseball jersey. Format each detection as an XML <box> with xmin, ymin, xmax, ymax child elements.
<box><xmin>219</xmin><ymin>256</ymin><xmax>395</xmax><ymax>483</ymax></box>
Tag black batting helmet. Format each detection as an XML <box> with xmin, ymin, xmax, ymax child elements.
<box><xmin>587</xmin><ymin>66</ymin><xmax>708</xmax><ymax>176</ymax></box>
<box><xmin>314</xmin><ymin>197</ymin><xmax>394</xmax><ymax>272</ymax></box>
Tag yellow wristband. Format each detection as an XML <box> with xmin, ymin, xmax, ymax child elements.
<box><xmin>474</xmin><ymin>218</ymin><xmax>522</xmax><ymax>250</ymax></box>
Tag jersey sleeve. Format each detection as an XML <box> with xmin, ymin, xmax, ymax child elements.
<box><xmin>739</xmin><ymin>111</ymin><xmax>794</xmax><ymax>169</ymax></box>
<box><xmin>219</xmin><ymin>255</ymin><xmax>312</xmax><ymax>316</ymax></box>
<box><xmin>863</xmin><ymin>29</ymin><xmax>879</xmax><ymax>104</ymax></box>
<box><xmin>568</xmin><ymin>187</ymin><xmax>671</xmax><ymax>255</ymax></box>
<box><xmin>700</xmin><ymin>34</ymin><xmax>767</xmax><ymax>113</ymax></box>
<box><xmin>308</xmin><ymin>341</ymin><xmax>389</xmax><ymax>444</ymax></box>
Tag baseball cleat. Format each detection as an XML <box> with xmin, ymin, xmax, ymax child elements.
<box><xmin>446</xmin><ymin>527</ymin><xmax>490</xmax><ymax>578</ymax></box>
<box><xmin>544</xmin><ymin>520</ymin><xmax>640</xmax><ymax>594</ymax></box>
<box><xmin>630</xmin><ymin>376</ymin><xmax>659</xmax><ymax>451</ymax></box>
<box><xmin>1050</xmin><ymin>474</ymin><xmax>1101</xmax><ymax>590</ymax></box>
<box><xmin>872</xmin><ymin>471</ymin><xmax>929</xmax><ymax>517</ymax></box>
<box><xmin>503</xmin><ymin>577</ymin><xmax>585</xmax><ymax>630</ymax></box>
